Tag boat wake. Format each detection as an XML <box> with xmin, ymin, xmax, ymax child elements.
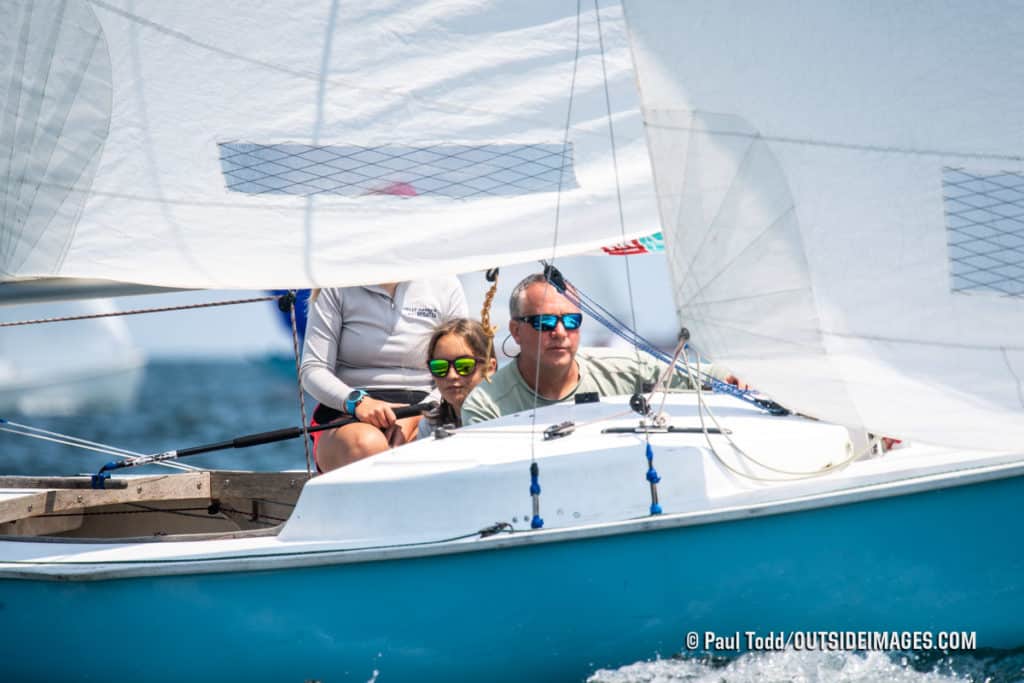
<box><xmin>589</xmin><ymin>648</ymin><xmax>1024</xmax><ymax>683</ymax></box>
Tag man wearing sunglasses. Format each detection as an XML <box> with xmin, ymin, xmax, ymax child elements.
<box><xmin>461</xmin><ymin>273</ymin><xmax>700</xmax><ymax>424</ymax></box>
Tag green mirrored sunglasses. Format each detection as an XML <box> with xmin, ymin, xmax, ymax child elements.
<box><xmin>428</xmin><ymin>356</ymin><xmax>480</xmax><ymax>378</ymax></box>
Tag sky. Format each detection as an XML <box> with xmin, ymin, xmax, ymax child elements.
<box><xmin>118</xmin><ymin>289</ymin><xmax>295</xmax><ymax>359</ymax></box>
<box><xmin>116</xmin><ymin>253</ymin><xmax>680</xmax><ymax>360</ymax></box>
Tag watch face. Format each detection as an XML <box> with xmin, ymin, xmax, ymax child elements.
<box><xmin>346</xmin><ymin>390</ymin><xmax>366</xmax><ymax>412</ymax></box>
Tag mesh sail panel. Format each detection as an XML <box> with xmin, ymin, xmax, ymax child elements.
<box><xmin>945</xmin><ymin>168</ymin><xmax>1024</xmax><ymax>297</ymax></box>
<box><xmin>219</xmin><ymin>143</ymin><xmax>577</xmax><ymax>198</ymax></box>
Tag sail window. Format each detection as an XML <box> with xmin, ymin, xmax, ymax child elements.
<box><xmin>218</xmin><ymin>143</ymin><xmax>577</xmax><ymax>198</ymax></box>
<box><xmin>944</xmin><ymin>168</ymin><xmax>1024</xmax><ymax>296</ymax></box>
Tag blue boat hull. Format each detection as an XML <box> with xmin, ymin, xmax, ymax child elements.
<box><xmin>2</xmin><ymin>472</ymin><xmax>1022</xmax><ymax>682</ymax></box>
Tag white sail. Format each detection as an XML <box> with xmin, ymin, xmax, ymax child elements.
<box><xmin>0</xmin><ymin>0</ymin><xmax>656</xmax><ymax>289</ymax></box>
<box><xmin>623</xmin><ymin>1</ymin><xmax>1024</xmax><ymax>449</ymax></box>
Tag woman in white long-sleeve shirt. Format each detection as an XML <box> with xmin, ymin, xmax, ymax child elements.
<box><xmin>300</xmin><ymin>278</ymin><xmax>468</xmax><ymax>472</ymax></box>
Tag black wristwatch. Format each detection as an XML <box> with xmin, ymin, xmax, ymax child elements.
<box><xmin>345</xmin><ymin>389</ymin><xmax>368</xmax><ymax>415</ymax></box>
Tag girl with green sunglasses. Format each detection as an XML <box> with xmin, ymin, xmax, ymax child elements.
<box><xmin>419</xmin><ymin>318</ymin><xmax>497</xmax><ymax>438</ymax></box>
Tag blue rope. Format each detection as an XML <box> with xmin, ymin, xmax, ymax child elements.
<box><xmin>645</xmin><ymin>442</ymin><xmax>662</xmax><ymax>515</ymax></box>
<box><xmin>543</xmin><ymin>267</ymin><xmax>788</xmax><ymax>416</ymax></box>
<box><xmin>529</xmin><ymin>462</ymin><xmax>544</xmax><ymax>529</ymax></box>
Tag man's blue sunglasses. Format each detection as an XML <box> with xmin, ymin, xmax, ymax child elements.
<box><xmin>514</xmin><ymin>313</ymin><xmax>583</xmax><ymax>332</ymax></box>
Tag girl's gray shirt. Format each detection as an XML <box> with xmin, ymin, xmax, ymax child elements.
<box><xmin>300</xmin><ymin>279</ymin><xmax>468</xmax><ymax>410</ymax></box>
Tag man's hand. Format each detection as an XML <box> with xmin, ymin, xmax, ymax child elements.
<box><xmin>724</xmin><ymin>374</ymin><xmax>751</xmax><ymax>391</ymax></box>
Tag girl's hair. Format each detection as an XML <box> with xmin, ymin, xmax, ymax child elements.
<box><xmin>427</xmin><ymin>318</ymin><xmax>495</xmax><ymax>364</ymax></box>
<box><xmin>425</xmin><ymin>318</ymin><xmax>496</xmax><ymax>427</ymax></box>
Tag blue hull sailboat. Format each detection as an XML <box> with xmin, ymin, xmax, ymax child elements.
<box><xmin>1</xmin><ymin>1</ymin><xmax>1022</xmax><ymax>681</ymax></box>
<box><xmin>2</xmin><ymin>395</ymin><xmax>1022</xmax><ymax>682</ymax></box>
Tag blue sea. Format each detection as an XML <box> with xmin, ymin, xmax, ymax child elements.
<box><xmin>2</xmin><ymin>358</ymin><xmax>1022</xmax><ymax>682</ymax></box>
<box><xmin>2</xmin><ymin>358</ymin><xmax>310</xmax><ymax>477</ymax></box>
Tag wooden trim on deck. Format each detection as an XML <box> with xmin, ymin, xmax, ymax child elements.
<box><xmin>0</xmin><ymin>472</ymin><xmax>311</xmax><ymax>532</ymax></box>
<box><xmin>0</xmin><ymin>472</ymin><xmax>211</xmax><ymax>525</ymax></box>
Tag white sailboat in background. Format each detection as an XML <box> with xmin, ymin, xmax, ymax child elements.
<box><xmin>1</xmin><ymin>2</ymin><xmax>1023</xmax><ymax>682</ymax></box>
<box><xmin>0</xmin><ymin>299</ymin><xmax>144</xmax><ymax>415</ymax></box>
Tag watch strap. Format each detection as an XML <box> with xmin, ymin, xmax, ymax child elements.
<box><xmin>345</xmin><ymin>389</ymin><xmax>368</xmax><ymax>415</ymax></box>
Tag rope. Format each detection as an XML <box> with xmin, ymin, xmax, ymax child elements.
<box><xmin>0</xmin><ymin>295</ymin><xmax>278</xmax><ymax>327</ymax></box>
<box><xmin>649</xmin><ymin>337</ymin><xmax>688</xmax><ymax>420</ymax></box>
<box><xmin>690</xmin><ymin>356</ymin><xmax>868</xmax><ymax>482</ymax></box>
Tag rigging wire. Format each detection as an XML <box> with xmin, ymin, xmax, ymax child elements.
<box><xmin>593</xmin><ymin>0</ymin><xmax>643</xmax><ymax>385</ymax></box>
<box><xmin>0</xmin><ymin>419</ymin><xmax>200</xmax><ymax>472</ymax></box>
<box><xmin>649</xmin><ymin>336</ymin><xmax>688</xmax><ymax>419</ymax></box>
<box><xmin>515</xmin><ymin>0</ymin><xmax>587</xmax><ymax>530</ymax></box>
<box><xmin>0</xmin><ymin>294</ymin><xmax>277</xmax><ymax>328</ymax></box>
<box><xmin>0</xmin><ymin>428</ymin><xmax>197</xmax><ymax>471</ymax></box>
<box><xmin>593</xmin><ymin>1</ymin><xmax>658</xmax><ymax>499</ymax></box>
<box><xmin>526</xmin><ymin>0</ymin><xmax>584</xmax><ymax>466</ymax></box>
<box><xmin>555</xmin><ymin>275</ymin><xmax>787</xmax><ymax>415</ymax></box>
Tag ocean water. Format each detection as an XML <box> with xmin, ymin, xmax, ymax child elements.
<box><xmin>2</xmin><ymin>358</ymin><xmax>1023</xmax><ymax>682</ymax></box>
<box><xmin>1</xmin><ymin>358</ymin><xmax>311</xmax><ymax>476</ymax></box>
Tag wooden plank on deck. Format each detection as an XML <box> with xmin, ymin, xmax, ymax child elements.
<box><xmin>0</xmin><ymin>472</ymin><xmax>212</xmax><ymax>525</ymax></box>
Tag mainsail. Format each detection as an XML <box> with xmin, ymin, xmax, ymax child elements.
<box><xmin>623</xmin><ymin>1</ymin><xmax>1024</xmax><ymax>449</ymax></box>
<box><xmin>1</xmin><ymin>1</ymin><xmax>655</xmax><ymax>289</ymax></box>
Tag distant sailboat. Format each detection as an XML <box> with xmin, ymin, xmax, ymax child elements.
<box><xmin>0</xmin><ymin>299</ymin><xmax>144</xmax><ymax>415</ymax></box>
